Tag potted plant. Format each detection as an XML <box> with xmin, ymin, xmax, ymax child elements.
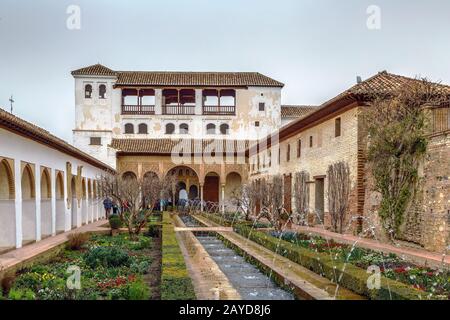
<box><xmin>109</xmin><ymin>215</ymin><xmax>122</xmax><ymax>236</ymax></box>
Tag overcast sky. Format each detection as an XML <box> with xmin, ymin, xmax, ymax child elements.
<box><xmin>1</xmin><ymin>0</ymin><xmax>449</xmax><ymax>142</ymax></box>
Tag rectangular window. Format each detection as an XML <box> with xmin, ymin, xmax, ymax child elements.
<box><xmin>259</xmin><ymin>102</ymin><xmax>265</xmax><ymax>111</ymax></box>
<box><xmin>297</xmin><ymin>139</ymin><xmax>302</xmax><ymax>158</ymax></box>
<box><xmin>286</xmin><ymin>144</ymin><xmax>290</xmax><ymax>162</ymax></box>
<box><xmin>255</xmin><ymin>121</ymin><xmax>260</xmax><ymax>127</ymax></box>
<box><xmin>335</xmin><ymin>117</ymin><xmax>341</xmax><ymax>137</ymax></box>
<box><xmin>278</xmin><ymin>147</ymin><xmax>281</xmax><ymax>164</ymax></box>
<box><xmin>90</xmin><ymin>137</ymin><xmax>102</xmax><ymax>145</ymax></box>
<box><xmin>309</xmin><ymin>136</ymin><xmax>313</xmax><ymax>147</ymax></box>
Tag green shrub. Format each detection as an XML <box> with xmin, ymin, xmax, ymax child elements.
<box><xmin>129</xmin><ymin>236</ymin><xmax>152</xmax><ymax>250</ymax></box>
<box><xmin>161</xmin><ymin>213</ymin><xmax>196</xmax><ymax>300</ymax></box>
<box><xmin>130</xmin><ymin>261</ymin><xmax>150</xmax><ymax>274</ymax></box>
<box><xmin>84</xmin><ymin>246</ymin><xmax>130</xmax><ymax>268</ymax></box>
<box><xmin>8</xmin><ymin>288</ymin><xmax>36</xmax><ymax>300</ymax></box>
<box><xmin>127</xmin><ymin>279</ymin><xmax>150</xmax><ymax>300</ymax></box>
<box><xmin>109</xmin><ymin>215</ymin><xmax>122</xmax><ymax>229</ymax></box>
<box><xmin>146</xmin><ymin>224</ymin><xmax>161</xmax><ymax>238</ymax></box>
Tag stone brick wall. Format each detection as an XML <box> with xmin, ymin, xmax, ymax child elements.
<box><xmin>420</xmin><ymin>133</ymin><xmax>450</xmax><ymax>252</ymax></box>
<box><xmin>249</xmin><ymin>106</ymin><xmax>362</xmax><ymax>233</ymax></box>
<box><xmin>363</xmin><ymin>132</ymin><xmax>450</xmax><ymax>251</ymax></box>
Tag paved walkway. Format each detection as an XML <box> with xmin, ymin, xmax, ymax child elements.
<box><xmin>0</xmin><ymin>220</ymin><xmax>108</xmax><ymax>273</ymax></box>
<box><xmin>288</xmin><ymin>225</ymin><xmax>450</xmax><ymax>268</ymax></box>
<box><xmin>194</xmin><ymin>215</ymin><xmax>364</xmax><ymax>300</ymax></box>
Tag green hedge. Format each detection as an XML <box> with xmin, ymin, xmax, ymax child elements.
<box><xmin>234</xmin><ymin>224</ymin><xmax>425</xmax><ymax>300</ymax></box>
<box><xmin>161</xmin><ymin>212</ymin><xmax>196</xmax><ymax>300</ymax></box>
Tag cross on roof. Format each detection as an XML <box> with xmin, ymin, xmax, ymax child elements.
<box><xmin>9</xmin><ymin>95</ymin><xmax>14</xmax><ymax>113</ymax></box>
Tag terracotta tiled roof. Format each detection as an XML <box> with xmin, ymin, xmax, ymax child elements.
<box><xmin>348</xmin><ymin>71</ymin><xmax>450</xmax><ymax>96</ymax></box>
<box><xmin>115</xmin><ymin>71</ymin><xmax>284</xmax><ymax>87</ymax></box>
<box><xmin>71</xmin><ymin>64</ymin><xmax>284</xmax><ymax>87</ymax></box>
<box><xmin>281</xmin><ymin>105</ymin><xmax>316</xmax><ymax>118</ymax></box>
<box><xmin>110</xmin><ymin>138</ymin><xmax>252</xmax><ymax>154</ymax></box>
<box><xmin>0</xmin><ymin>108</ymin><xmax>115</xmax><ymax>172</ymax></box>
<box><xmin>256</xmin><ymin>71</ymin><xmax>450</xmax><ymax>149</ymax></box>
<box><xmin>71</xmin><ymin>64</ymin><xmax>117</xmax><ymax>77</ymax></box>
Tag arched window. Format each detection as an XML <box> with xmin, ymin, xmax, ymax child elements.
<box><xmin>179</xmin><ymin>123</ymin><xmax>189</xmax><ymax>134</ymax></box>
<box><xmin>124</xmin><ymin>123</ymin><xmax>134</xmax><ymax>134</ymax></box>
<box><xmin>138</xmin><ymin>123</ymin><xmax>148</xmax><ymax>134</ymax></box>
<box><xmin>206</xmin><ymin>123</ymin><xmax>216</xmax><ymax>135</ymax></box>
<box><xmin>0</xmin><ymin>159</ymin><xmax>14</xmax><ymax>200</ymax></box>
<box><xmin>85</xmin><ymin>84</ymin><xmax>92</xmax><ymax>99</ymax></box>
<box><xmin>99</xmin><ymin>84</ymin><xmax>106</xmax><ymax>99</ymax></box>
<box><xmin>40</xmin><ymin>169</ymin><xmax>51</xmax><ymax>199</ymax></box>
<box><xmin>122</xmin><ymin>171</ymin><xmax>137</xmax><ymax>181</ymax></box>
<box><xmin>220</xmin><ymin>123</ymin><xmax>229</xmax><ymax>135</ymax></box>
<box><xmin>165</xmin><ymin>123</ymin><xmax>175</xmax><ymax>134</ymax></box>
<box><xmin>21</xmin><ymin>164</ymin><xmax>35</xmax><ymax>200</ymax></box>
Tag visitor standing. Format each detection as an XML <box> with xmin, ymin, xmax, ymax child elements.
<box><xmin>103</xmin><ymin>197</ymin><xmax>113</xmax><ymax>219</ymax></box>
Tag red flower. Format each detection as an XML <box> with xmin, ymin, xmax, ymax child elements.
<box><xmin>394</xmin><ymin>267</ymin><xmax>407</xmax><ymax>274</ymax></box>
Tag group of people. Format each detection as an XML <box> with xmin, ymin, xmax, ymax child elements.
<box><xmin>102</xmin><ymin>195</ymin><xmax>203</xmax><ymax>217</ymax></box>
<box><xmin>102</xmin><ymin>197</ymin><xmax>120</xmax><ymax>219</ymax></box>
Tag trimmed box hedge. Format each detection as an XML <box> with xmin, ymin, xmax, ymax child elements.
<box><xmin>161</xmin><ymin>212</ymin><xmax>196</xmax><ymax>300</ymax></box>
<box><xmin>234</xmin><ymin>224</ymin><xmax>426</xmax><ymax>300</ymax></box>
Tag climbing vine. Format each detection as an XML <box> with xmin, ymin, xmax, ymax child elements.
<box><xmin>363</xmin><ymin>78</ymin><xmax>448</xmax><ymax>240</ymax></box>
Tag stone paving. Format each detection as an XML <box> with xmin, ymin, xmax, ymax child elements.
<box><xmin>0</xmin><ymin>219</ymin><xmax>108</xmax><ymax>273</ymax></box>
<box><xmin>198</xmin><ymin>236</ymin><xmax>294</xmax><ymax>300</ymax></box>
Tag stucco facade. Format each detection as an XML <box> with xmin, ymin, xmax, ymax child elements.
<box><xmin>0</xmin><ymin>111</ymin><xmax>111</xmax><ymax>251</ymax></box>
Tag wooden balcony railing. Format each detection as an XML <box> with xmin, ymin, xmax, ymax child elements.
<box><xmin>121</xmin><ymin>105</ymin><xmax>155</xmax><ymax>115</ymax></box>
<box><xmin>202</xmin><ymin>105</ymin><xmax>236</xmax><ymax>115</ymax></box>
<box><xmin>429</xmin><ymin>106</ymin><xmax>450</xmax><ymax>134</ymax></box>
<box><xmin>162</xmin><ymin>105</ymin><xmax>196</xmax><ymax>115</ymax></box>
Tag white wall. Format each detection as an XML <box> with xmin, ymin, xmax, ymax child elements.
<box><xmin>0</xmin><ymin>127</ymin><xmax>108</xmax><ymax>248</ymax></box>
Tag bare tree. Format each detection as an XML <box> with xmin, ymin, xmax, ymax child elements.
<box><xmin>229</xmin><ymin>182</ymin><xmax>260</xmax><ymax>221</ymax></box>
<box><xmin>257</xmin><ymin>175</ymin><xmax>286</xmax><ymax>231</ymax></box>
<box><xmin>293</xmin><ymin>171</ymin><xmax>310</xmax><ymax>225</ymax></box>
<box><xmin>98</xmin><ymin>172</ymin><xmax>175</xmax><ymax>239</ymax></box>
<box><xmin>327</xmin><ymin>162</ymin><xmax>350</xmax><ymax>233</ymax></box>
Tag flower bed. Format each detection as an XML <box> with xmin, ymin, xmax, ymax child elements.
<box><xmin>199</xmin><ymin>212</ymin><xmax>270</xmax><ymax>229</ymax></box>
<box><xmin>2</xmin><ymin>233</ymin><xmax>153</xmax><ymax>300</ymax></box>
<box><xmin>269</xmin><ymin>231</ymin><xmax>449</xmax><ymax>299</ymax></box>
<box><xmin>233</xmin><ymin>224</ymin><xmax>446</xmax><ymax>300</ymax></box>
<box><xmin>161</xmin><ymin>212</ymin><xmax>196</xmax><ymax>300</ymax></box>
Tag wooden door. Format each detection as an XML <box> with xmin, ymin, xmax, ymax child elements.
<box><xmin>203</xmin><ymin>176</ymin><xmax>219</xmax><ymax>203</ymax></box>
<box><xmin>284</xmin><ymin>174</ymin><xmax>292</xmax><ymax>213</ymax></box>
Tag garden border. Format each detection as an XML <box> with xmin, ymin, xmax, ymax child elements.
<box><xmin>160</xmin><ymin>212</ymin><xmax>196</xmax><ymax>300</ymax></box>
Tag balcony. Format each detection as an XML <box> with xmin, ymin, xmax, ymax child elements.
<box><xmin>121</xmin><ymin>105</ymin><xmax>155</xmax><ymax>115</ymax></box>
<box><xmin>203</xmin><ymin>105</ymin><xmax>236</xmax><ymax>115</ymax></box>
<box><xmin>162</xmin><ymin>105</ymin><xmax>196</xmax><ymax>115</ymax></box>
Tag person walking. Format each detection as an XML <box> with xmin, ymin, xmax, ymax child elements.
<box><xmin>103</xmin><ymin>197</ymin><xmax>113</xmax><ymax>219</ymax></box>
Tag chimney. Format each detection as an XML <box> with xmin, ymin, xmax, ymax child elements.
<box><xmin>356</xmin><ymin>76</ymin><xmax>362</xmax><ymax>84</ymax></box>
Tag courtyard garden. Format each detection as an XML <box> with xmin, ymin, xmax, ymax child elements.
<box><xmin>192</xmin><ymin>211</ymin><xmax>449</xmax><ymax>300</ymax></box>
<box><xmin>1</xmin><ymin>232</ymin><xmax>156</xmax><ymax>300</ymax></box>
